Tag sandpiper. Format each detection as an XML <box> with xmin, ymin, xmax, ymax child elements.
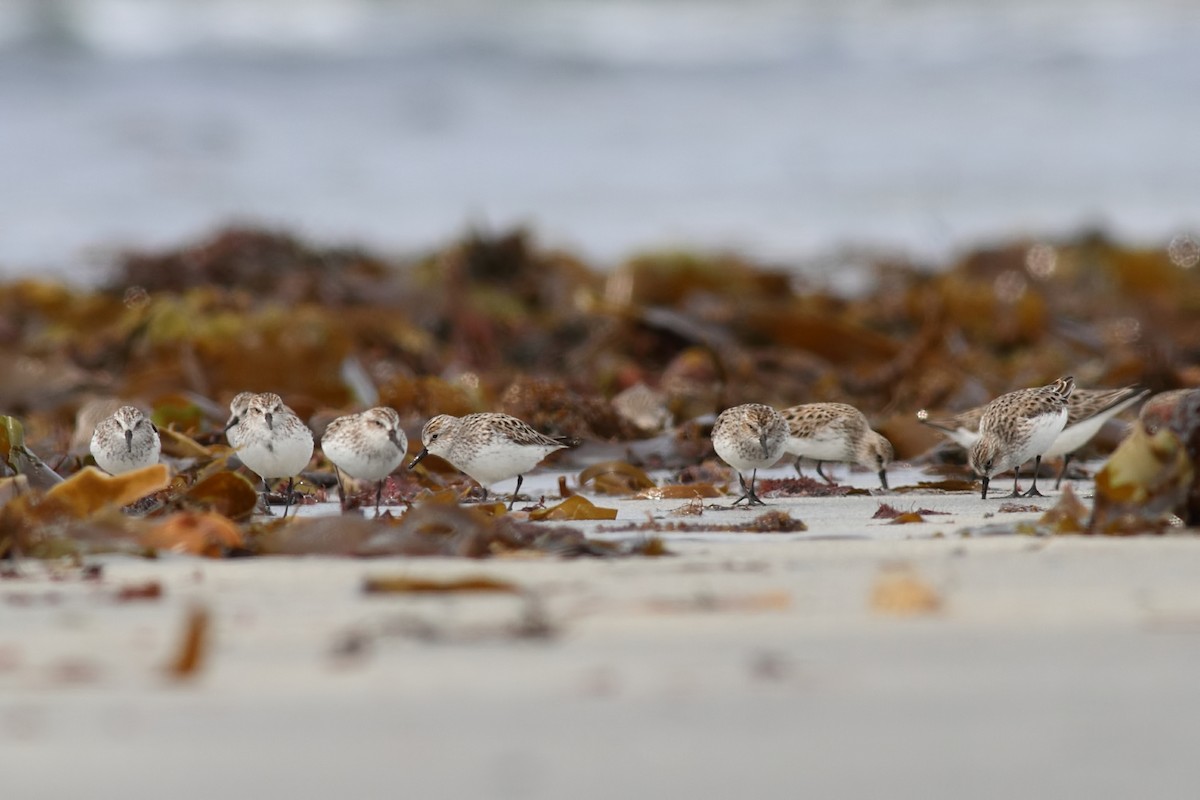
<box><xmin>967</xmin><ymin>377</ymin><xmax>1074</xmax><ymax>499</ymax></box>
<box><xmin>408</xmin><ymin>412</ymin><xmax>580</xmax><ymax>510</ymax></box>
<box><xmin>778</xmin><ymin>402</ymin><xmax>894</xmax><ymax>489</ymax></box>
<box><xmin>920</xmin><ymin>384</ymin><xmax>1147</xmax><ymax>487</ymax></box>
<box><xmin>90</xmin><ymin>405</ymin><xmax>161</xmax><ymax>475</ymax></box>
<box><xmin>711</xmin><ymin>403</ymin><xmax>789</xmax><ymax>506</ymax></box>
<box><xmin>226</xmin><ymin>392</ymin><xmax>314</xmax><ymax>517</ymax></box>
<box><xmin>321</xmin><ymin>406</ymin><xmax>408</xmax><ymax>515</ymax></box>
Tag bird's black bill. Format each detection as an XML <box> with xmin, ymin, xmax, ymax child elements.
<box><xmin>408</xmin><ymin>447</ymin><xmax>430</xmax><ymax>470</ymax></box>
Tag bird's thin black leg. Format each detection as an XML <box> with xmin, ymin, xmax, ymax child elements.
<box><xmin>746</xmin><ymin>469</ymin><xmax>766</xmax><ymax>505</ymax></box>
<box><xmin>261</xmin><ymin>478</ymin><xmax>275</xmax><ymax>516</ymax></box>
<box><xmin>732</xmin><ymin>470</ymin><xmax>767</xmax><ymax>506</ymax></box>
<box><xmin>1053</xmin><ymin>453</ymin><xmax>1073</xmax><ymax>490</ymax></box>
<box><xmin>334</xmin><ymin>468</ymin><xmax>347</xmax><ymax>513</ymax></box>
<box><xmin>508</xmin><ymin>475</ymin><xmax>523</xmax><ymax>511</ymax></box>
<box><xmin>1023</xmin><ymin>456</ymin><xmax>1047</xmax><ymax>497</ymax></box>
<box><xmin>281</xmin><ymin>477</ymin><xmax>295</xmax><ymax>518</ymax></box>
<box><xmin>816</xmin><ymin>461</ymin><xmax>834</xmax><ymax>484</ymax></box>
<box><xmin>731</xmin><ymin>472</ymin><xmax>751</xmax><ymax>506</ymax></box>
<box><xmin>1006</xmin><ymin>469</ymin><xmax>1022</xmax><ymax>499</ymax></box>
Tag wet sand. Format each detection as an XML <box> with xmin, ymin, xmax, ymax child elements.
<box><xmin>4</xmin><ymin>464</ymin><xmax>1200</xmax><ymax>798</ymax></box>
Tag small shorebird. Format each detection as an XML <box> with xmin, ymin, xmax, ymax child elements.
<box><xmin>967</xmin><ymin>377</ymin><xmax>1074</xmax><ymax>499</ymax></box>
<box><xmin>321</xmin><ymin>406</ymin><xmax>408</xmax><ymax>516</ymax></box>
<box><xmin>778</xmin><ymin>402</ymin><xmax>894</xmax><ymax>489</ymax></box>
<box><xmin>224</xmin><ymin>391</ymin><xmax>254</xmax><ymax>439</ymax></box>
<box><xmin>408</xmin><ymin>412</ymin><xmax>580</xmax><ymax>510</ymax></box>
<box><xmin>920</xmin><ymin>384</ymin><xmax>1147</xmax><ymax>487</ymax></box>
<box><xmin>711</xmin><ymin>403</ymin><xmax>789</xmax><ymax>506</ymax></box>
<box><xmin>226</xmin><ymin>392</ymin><xmax>314</xmax><ymax>517</ymax></box>
<box><xmin>90</xmin><ymin>406</ymin><xmax>161</xmax><ymax>475</ymax></box>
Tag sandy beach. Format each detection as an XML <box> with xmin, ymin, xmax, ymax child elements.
<box><xmin>3</xmin><ymin>2</ymin><xmax>1198</xmax><ymax>794</ymax></box>
<box><xmin>5</xmin><ymin>463</ymin><xmax>1200</xmax><ymax>799</ymax></box>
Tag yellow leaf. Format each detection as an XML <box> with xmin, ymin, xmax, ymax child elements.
<box><xmin>157</xmin><ymin>426</ymin><xmax>214</xmax><ymax>459</ymax></box>
<box><xmin>45</xmin><ymin>464</ymin><xmax>170</xmax><ymax>517</ymax></box>
<box><xmin>635</xmin><ymin>483</ymin><xmax>722</xmax><ymax>500</ymax></box>
<box><xmin>528</xmin><ymin>495</ymin><xmax>618</xmax><ymax>521</ymax></box>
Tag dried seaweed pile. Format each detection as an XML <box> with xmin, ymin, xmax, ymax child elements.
<box><xmin>1</xmin><ymin>225</ymin><xmax>1198</xmax><ymax>551</ymax></box>
<box><xmin>7</xmin><ymin>228</ymin><xmax>1199</xmax><ymax>444</ymax></box>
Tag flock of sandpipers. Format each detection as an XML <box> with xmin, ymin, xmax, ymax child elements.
<box><xmin>87</xmin><ymin>379</ymin><xmax>1166</xmax><ymax>516</ymax></box>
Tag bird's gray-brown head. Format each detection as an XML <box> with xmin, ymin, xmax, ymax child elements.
<box><xmin>745</xmin><ymin>404</ymin><xmax>787</xmax><ymax>459</ymax></box>
<box><xmin>249</xmin><ymin>393</ymin><xmax>287</xmax><ymax>431</ymax></box>
<box><xmin>968</xmin><ymin>436</ymin><xmax>1001</xmax><ymax>499</ymax></box>
<box><xmin>362</xmin><ymin>406</ymin><xmax>407</xmax><ymax>452</ymax></box>
<box><xmin>408</xmin><ymin>414</ymin><xmax>461</xmax><ymax>469</ymax></box>
<box><xmin>225</xmin><ymin>391</ymin><xmax>255</xmax><ymax>432</ymax></box>
<box><xmin>113</xmin><ymin>406</ymin><xmax>155</xmax><ymax>452</ymax></box>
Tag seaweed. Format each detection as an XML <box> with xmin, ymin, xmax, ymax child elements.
<box><xmin>872</xmin><ymin>503</ymin><xmax>950</xmax><ymax>520</ymax></box>
<box><xmin>115</xmin><ymin>581</ymin><xmax>163</xmax><ymax>602</ymax></box>
<box><xmin>758</xmin><ymin>477</ymin><xmax>860</xmax><ymax>498</ymax></box>
<box><xmin>1087</xmin><ymin>425</ymin><xmax>1193</xmax><ymax>535</ymax></box>
<box><xmin>578</xmin><ymin>461</ymin><xmax>657</xmax><ymax>495</ymax></box>
<box><xmin>362</xmin><ymin>575</ymin><xmax>521</xmax><ymax>595</ymax></box>
<box><xmin>634</xmin><ymin>484</ymin><xmax>722</xmax><ymax>500</ymax></box>
<box><xmin>599</xmin><ymin>510</ymin><xmax>806</xmax><ymax>534</ymax></box>
<box><xmin>1</xmin><ymin>223</ymin><xmax>1197</xmax><ymax>559</ymax></box>
<box><xmin>997</xmin><ymin>503</ymin><xmax>1043</xmax><ymax>513</ymax></box>
<box><xmin>527</xmin><ymin>495</ymin><xmax>619</xmax><ymax>521</ymax></box>
<box><xmin>165</xmin><ymin>605</ymin><xmax>210</xmax><ymax>680</ymax></box>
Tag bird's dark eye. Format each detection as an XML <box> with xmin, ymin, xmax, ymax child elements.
<box><xmin>985</xmin><ymin>459</ymin><xmax>993</xmax><ymax>471</ymax></box>
<box><xmin>430</xmin><ymin>433</ymin><xmax>439</xmax><ymax>441</ymax></box>
<box><xmin>371</xmin><ymin>420</ymin><xmax>384</xmax><ymax>428</ymax></box>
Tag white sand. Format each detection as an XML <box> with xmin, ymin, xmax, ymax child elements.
<box><xmin>3</xmin><ymin>463</ymin><xmax>1199</xmax><ymax>799</ymax></box>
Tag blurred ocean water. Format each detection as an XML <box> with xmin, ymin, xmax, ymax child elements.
<box><xmin>1</xmin><ymin>0</ymin><xmax>1198</xmax><ymax>280</ymax></box>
